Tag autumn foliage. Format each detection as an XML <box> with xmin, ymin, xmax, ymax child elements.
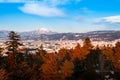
<box><xmin>0</xmin><ymin>31</ymin><xmax>120</xmax><ymax>80</ymax></box>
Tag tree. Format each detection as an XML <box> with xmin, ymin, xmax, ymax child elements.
<box><xmin>78</xmin><ymin>38</ymin><xmax>93</xmax><ymax>60</ymax></box>
<box><xmin>83</xmin><ymin>48</ymin><xmax>100</xmax><ymax>80</ymax></box>
<box><xmin>102</xmin><ymin>42</ymin><xmax>120</xmax><ymax>70</ymax></box>
<box><xmin>57</xmin><ymin>48</ymin><xmax>70</xmax><ymax>61</ymax></box>
<box><xmin>5</xmin><ymin>31</ymin><xmax>22</xmax><ymax>55</ymax></box>
<box><xmin>60</xmin><ymin>60</ymin><xmax>74</xmax><ymax>80</ymax></box>
<box><xmin>113</xmin><ymin>42</ymin><xmax>120</xmax><ymax>70</ymax></box>
<box><xmin>0</xmin><ymin>69</ymin><xmax>8</xmax><ymax>80</ymax></box>
<box><xmin>5</xmin><ymin>31</ymin><xmax>23</xmax><ymax>71</ymax></box>
<box><xmin>71</xmin><ymin>38</ymin><xmax>93</xmax><ymax>80</ymax></box>
<box><xmin>72</xmin><ymin>43</ymin><xmax>82</xmax><ymax>60</ymax></box>
<box><xmin>40</xmin><ymin>53</ymin><xmax>59</xmax><ymax>80</ymax></box>
<box><xmin>102</xmin><ymin>42</ymin><xmax>120</xmax><ymax>79</ymax></box>
<box><xmin>83</xmin><ymin>37</ymin><xmax>93</xmax><ymax>48</ymax></box>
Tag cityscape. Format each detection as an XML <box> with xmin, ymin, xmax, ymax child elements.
<box><xmin>0</xmin><ymin>30</ymin><xmax>120</xmax><ymax>54</ymax></box>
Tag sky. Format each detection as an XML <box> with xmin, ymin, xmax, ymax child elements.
<box><xmin>0</xmin><ymin>0</ymin><xmax>120</xmax><ymax>33</ymax></box>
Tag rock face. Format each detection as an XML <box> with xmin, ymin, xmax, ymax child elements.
<box><xmin>0</xmin><ymin>30</ymin><xmax>120</xmax><ymax>41</ymax></box>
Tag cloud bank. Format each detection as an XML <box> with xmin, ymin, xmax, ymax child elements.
<box><xmin>101</xmin><ymin>15</ymin><xmax>120</xmax><ymax>23</ymax></box>
<box><xmin>94</xmin><ymin>15</ymin><xmax>120</xmax><ymax>30</ymax></box>
<box><xmin>17</xmin><ymin>0</ymin><xmax>82</xmax><ymax>17</ymax></box>
<box><xmin>19</xmin><ymin>3</ymin><xmax>65</xmax><ymax>17</ymax></box>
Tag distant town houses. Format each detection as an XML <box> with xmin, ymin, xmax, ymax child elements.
<box><xmin>0</xmin><ymin>39</ymin><xmax>120</xmax><ymax>55</ymax></box>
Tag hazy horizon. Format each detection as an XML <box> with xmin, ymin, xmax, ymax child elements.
<box><xmin>0</xmin><ymin>28</ymin><xmax>120</xmax><ymax>34</ymax></box>
<box><xmin>0</xmin><ymin>0</ymin><xmax>120</xmax><ymax>33</ymax></box>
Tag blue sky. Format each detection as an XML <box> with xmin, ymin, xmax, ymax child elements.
<box><xmin>0</xmin><ymin>0</ymin><xmax>120</xmax><ymax>32</ymax></box>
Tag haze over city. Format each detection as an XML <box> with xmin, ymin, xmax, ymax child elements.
<box><xmin>0</xmin><ymin>0</ymin><xmax>120</xmax><ymax>32</ymax></box>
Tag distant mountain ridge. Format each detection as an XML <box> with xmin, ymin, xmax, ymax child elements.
<box><xmin>0</xmin><ymin>30</ymin><xmax>120</xmax><ymax>41</ymax></box>
<box><xmin>20</xmin><ymin>28</ymin><xmax>57</xmax><ymax>35</ymax></box>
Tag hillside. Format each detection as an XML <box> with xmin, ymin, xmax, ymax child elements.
<box><xmin>0</xmin><ymin>30</ymin><xmax>120</xmax><ymax>41</ymax></box>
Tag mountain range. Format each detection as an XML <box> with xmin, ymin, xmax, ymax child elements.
<box><xmin>0</xmin><ymin>29</ymin><xmax>120</xmax><ymax>41</ymax></box>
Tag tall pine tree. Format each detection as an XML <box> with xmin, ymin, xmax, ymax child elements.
<box><xmin>5</xmin><ymin>31</ymin><xmax>22</xmax><ymax>55</ymax></box>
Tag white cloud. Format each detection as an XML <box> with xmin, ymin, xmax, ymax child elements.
<box><xmin>19</xmin><ymin>3</ymin><xmax>65</xmax><ymax>17</ymax></box>
<box><xmin>96</xmin><ymin>15</ymin><xmax>120</xmax><ymax>23</ymax></box>
<box><xmin>1</xmin><ymin>0</ymin><xmax>82</xmax><ymax>17</ymax></box>
<box><xmin>94</xmin><ymin>15</ymin><xmax>120</xmax><ymax>30</ymax></box>
<box><xmin>102</xmin><ymin>15</ymin><xmax>120</xmax><ymax>23</ymax></box>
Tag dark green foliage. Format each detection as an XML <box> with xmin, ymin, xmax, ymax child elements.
<box><xmin>5</xmin><ymin>31</ymin><xmax>22</xmax><ymax>54</ymax></box>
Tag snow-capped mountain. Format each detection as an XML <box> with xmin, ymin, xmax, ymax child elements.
<box><xmin>22</xmin><ymin>28</ymin><xmax>57</xmax><ymax>35</ymax></box>
<box><xmin>31</xmin><ymin>28</ymin><xmax>56</xmax><ymax>34</ymax></box>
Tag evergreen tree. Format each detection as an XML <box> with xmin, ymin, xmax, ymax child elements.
<box><xmin>5</xmin><ymin>31</ymin><xmax>22</xmax><ymax>55</ymax></box>
<box><xmin>5</xmin><ymin>31</ymin><xmax>23</xmax><ymax>71</ymax></box>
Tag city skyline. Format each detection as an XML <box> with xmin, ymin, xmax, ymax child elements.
<box><xmin>0</xmin><ymin>0</ymin><xmax>120</xmax><ymax>32</ymax></box>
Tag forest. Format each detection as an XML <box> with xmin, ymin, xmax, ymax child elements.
<box><xmin>0</xmin><ymin>31</ymin><xmax>120</xmax><ymax>80</ymax></box>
